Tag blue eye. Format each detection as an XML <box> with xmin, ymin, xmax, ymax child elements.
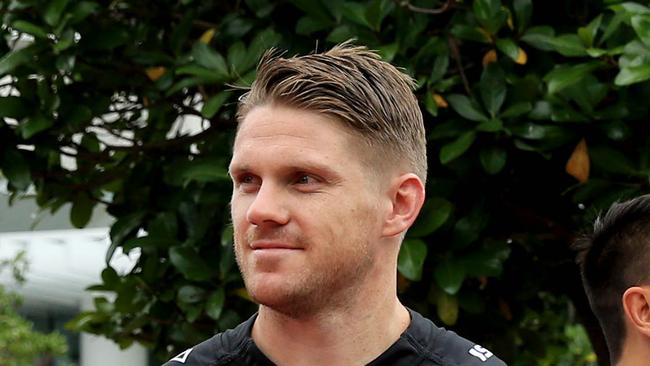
<box><xmin>296</xmin><ymin>175</ymin><xmax>312</xmax><ymax>184</ymax></box>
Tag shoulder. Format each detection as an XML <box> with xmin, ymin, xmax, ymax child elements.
<box><xmin>405</xmin><ymin>309</ymin><xmax>507</xmax><ymax>366</ymax></box>
<box><xmin>162</xmin><ymin>315</ymin><xmax>256</xmax><ymax>366</ymax></box>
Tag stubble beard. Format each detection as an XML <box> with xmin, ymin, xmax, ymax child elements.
<box><xmin>233</xmin><ymin>227</ymin><xmax>376</xmax><ymax>319</ymax></box>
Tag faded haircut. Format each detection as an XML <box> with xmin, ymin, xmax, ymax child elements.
<box><xmin>574</xmin><ymin>194</ymin><xmax>650</xmax><ymax>364</ymax></box>
<box><xmin>236</xmin><ymin>42</ymin><xmax>427</xmax><ymax>182</ymax></box>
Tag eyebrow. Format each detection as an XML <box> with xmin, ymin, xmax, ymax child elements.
<box><xmin>228</xmin><ymin>160</ymin><xmax>343</xmax><ymax>182</ymax></box>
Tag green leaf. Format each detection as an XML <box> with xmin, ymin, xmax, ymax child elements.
<box><xmin>450</xmin><ymin>24</ymin><xmax>491</xmax><ymax>43</ymax></box>
<box><xmin>44</xmin><ymin>0</ymin><xmax>70</xmax><ymax>26</ymax></box>
<box><xmin>377</xmin><ymin>42</ymin><xmax>399</xmax><ymax>63</ymax></box>
<box><xmin>610</xmin><ymin>2</ymin><xmax>650</xmax><ymax>16</ymax></box>
<box><xmin>476</xmin><ymin>118</ymin><xmax>503</xmax><ymax>132</ymax></box>
<box><xmin>0</xmin><ymin>45</ymin><xmax>36</xmax><ymax>75</ymax></box>
<box><xmin>296</xmin><ymin>16</ymin><xmax>330</xmax><ymax>35</ymax></box>
<box><xmin>447</xmin><ymin>94</ymin><xmax>488</xmax><ymax>122</ymax></box>
<box><xmin>0</xmin><ymin>97</ymin><xmax>30</xmax><ymax>119</ymax></box>
<box><xmin>1</xmin><ymin>149</ymin><xmax>31</xmax><ymax>191</ymax></box>
<box><xmin>480</xmin><ymin>147</ymin><xmax>507</xmax><ymax>174</ymax></box>
<box><xmin>522</xmin><ymin>29</ymin><xmax>586</xmax><ymax>56</ymax></box>
<box><xmin>169</xmin><ymin>247</ymin><xmax>214</xmax><ymax>281</ymax></box>
<box><xmin>551</xmin><ymin>34</ymin><xmax>588</xmax><ymax>57</ymax></box>
<box><xmin>462</xmin><ymin>242</ymin><xmax>511</xmax><ymax>277</ymax></box>
<box><xmin>578</xmin><ymin>15</ymin><xmax>602</xmax><ymax>47</ymax></box>
<box><xmin>544</xmin><ymin>62</ymin><xmax>601</xmax><ymax>94</ymax></box>
<box><xmin>101</xmin><ymin>267</ymin><xmax>120</xmax><ymax>288</ymax></box>
<box><xmin>436</xmin><ymin>292</ymin><xmax>459</xmax><ymax>326</ymax></box>
<box><xmin>615</xmin><ymin>64</ymin><xmax>650</xmax><ymax>86</ymax></box>
<box><xmin>191</xmin><ymin>43</ymin><xmax>229</xmax><ymax>78</ymax></box>
<box><xmin>249</xmin><ymin>28</ymin><xmax>282</xmax><ymax>59</ymax></box>
<box><xmin>509</xmin><ymin>123</ymin><xmax>568</xmax><ymax>140</ymax></box>
<box><xmin>245</xmin><ymin>0</ymin><xmax>276</xmax><ymax>18</ymax></box>
<box><xmin>513</xmin><ymin>0</ymin><xmax>532</xmax><ymax>33</ymax></box>
<box><xmin>365</xmin><ymin>0</ymin><xmax>393</xmax><ymax>32</ymax></box>
<box><xmin>12</xmin><ymin>20</ymin><xmax>49</xmax><ymax>39</ymax></box>
<box><xmin>227</xmin><ymin>42</ymin><xmax>247</xmax><ymax>74</ymax></box>
<box><xmin>479</xmin><ymin>64</ymin><xmax>506</xmax><ymax>117</ymax></box>
<box><xmin>70</xmin><ymin>193</ymin><xmax>94</xmax><ymax>228</ymax></box>
<box><xmin>500</xmin><ymin>102</ymin><xmax>532</xmax><ymax>118</ymax></box>
<box><xmin>69</xmin><ymin>1</ymin><xmax>100</xmax><ymax>24</ymax></box>
<box><xmin>590</xmin><ymin>146</ymin><xmax>637</xmax><ymax>175</ymax></box>
<box><xmin>221</xmin><ymin>225</ymin><xmax>234</xmax><ymax>247</ymax></box>
<box><xmin>166</xmin><ymin>158</ymin><xmax>230</xmax><ymax>185</ymax></box>
<box><xmin>202</xmin><ymin>91</ymin><xmax>231</xmax><ymax>118</ymax></box>
<box><xmin>341</xmin><ymin>2</ymin><xmax>370</xmax><ymax>29</ymax></box>
<box><xmin>429</xmin><ymin>54</ymin><xmax>450</xmax><ymax>84</ymax></box>
<box><xmin>440</xmin><ymin>131</ymin><xmax>477</xmax><ymax>164</ymax></box>
<box><xmin>521</xmin><ymin>26</ymin><xmax>556</xmax><ymax>51</ymax></box>
<box><xmin>107</xmin><ymin>212</ymin><xmax>145</xmax><ymax>263</ymax></box>
<box><xmin>287</xmin><ymin>0</ymin><xmax>333</xmax><ymax>25</ymax></box>
<box><xmin>327</xmin><ymin>25</ymin><xmax>355</xmax><ymax>43</ymax></box>
<box><xmin>397</xmin><ymin>239</ymin><xmax>427</xmax><ymax>281</ymax></box>
<box><xmin>452</xmin><ymin>206</ymin><xmax>489</xmax><ymax>249</ymax></box>
<box><xmin>122</xmin><ymin>236</ymin><xmax>177</xmax><ymax>252</ymax></box>
<box><xmin>434</xmin><ymin>260</ymin><xmax>465</xmax><ymax>295</ymax></box>
<box><xmin>178</xmin><ymin>285</ymin><xmax>206</xmax><ymax>303</ymax></box>
<box><xmin>409</xmin><ymin>197</ymin><xmax>454</xmax><ymax>238</ymax></box>
<box><xmin>473</xmin><ymin>0</ymin><xmax>505</xmax><ymax>34</ymax></box>
<box><xmin>495</xmin><ymin>38</ymin><xmax>520</xmax><ymax>63</ymax></box>
<box><xmin>21</xmin><ymin>115</ymin><xmax>53</xmax><ymax>139</ymax></box>
<box><xmin>206</xmin><ymin>288</ymin><xmax>226</xmax><ymax>320</ymax></box>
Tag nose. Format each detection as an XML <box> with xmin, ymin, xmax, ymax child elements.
<box><xmin>245</xmin><ymin>182</ymin><xmax>290</xmax><ymax>227</ymax></box>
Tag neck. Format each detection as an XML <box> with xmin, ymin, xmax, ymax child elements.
<box><xmin>616</xmin><ymin>334</ymin><xmax>650</xmax><ymax>366</ymax></box>
<box><xmin>251</xmin><ymin>260</ymin><xmax>409</xmax><ymax>366</ymax></box>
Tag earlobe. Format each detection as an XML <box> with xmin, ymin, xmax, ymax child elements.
<box><xmin>382</xmin><ymin>173</ymin><xmax>425</xmax><ymax>238</ymax></box>
<box><xmin>622</xmin><ymin>286</ymin><xmax>650</xmax><ymax>338</ymax></box>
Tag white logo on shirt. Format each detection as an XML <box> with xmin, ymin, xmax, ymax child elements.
<box><xmin>468</xmin><ymin>344</ymin><xmax>493</xmax><ymax>362</ymax></box>
<box><xmin>170</xmin><ymin>348</ymin><xmax>193</xmax><ymax>363</ymax></box>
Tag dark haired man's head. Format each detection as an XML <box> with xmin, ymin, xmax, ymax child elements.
<box><xmin>576</xmin><ymin>194</ymin><xmax>650</xmax><ymax>365</ymax></box>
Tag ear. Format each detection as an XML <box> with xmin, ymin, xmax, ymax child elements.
<box><xmin>622</xmin><ymin>286</ymin><xmax>650</xmax><ymax>338</ymax></box>
<box><xmin>382</xmin><ymin>173</ymin><xmax>425</xmax><ymax>238</ymax></box>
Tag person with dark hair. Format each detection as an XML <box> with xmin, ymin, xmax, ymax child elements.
<box><xmin>575</xmin><ymin>194</ymin><xmax>650</xmax><ymax>366</ymax></box>
<box><xmin>163</xmin><ymin>43</ymin><xmax>505</xmax><ymax>366</ymax></box>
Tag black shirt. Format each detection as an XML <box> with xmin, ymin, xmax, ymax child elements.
<box><xmin>163</xmin><ymin>308</ymin><xmax>507</xmax><ymax>366</ymax></box>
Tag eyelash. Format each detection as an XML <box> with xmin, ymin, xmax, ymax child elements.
<box><xmin>234</xmin><ymin>173</ymin><xmax>321</xmax><ymax>189</ymax></box>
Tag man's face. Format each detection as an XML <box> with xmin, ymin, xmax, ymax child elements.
<box><xmin>229</xmin><ymin>104</ymin><xmax>387</xmax><ymax>316</ymax></box>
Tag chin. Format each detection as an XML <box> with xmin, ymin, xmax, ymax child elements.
<box><xmin>247</xmin><ymin>278</ymin><xmax>318</xmax><ymax>317</ymax></box>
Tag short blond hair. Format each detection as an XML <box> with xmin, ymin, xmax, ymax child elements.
<box><xmin>237</xmin><ymin>42</ymin><xmax>427</xmax><ymax>182</ymax></box>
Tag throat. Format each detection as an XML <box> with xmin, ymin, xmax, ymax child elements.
<box><xmin>251</xmin><ymin>301</ymin><xmax>411</xmax><ymax>366</ymax></box>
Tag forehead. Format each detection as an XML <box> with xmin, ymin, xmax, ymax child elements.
<box><xmin>232</xmin><ymin>104</ymin><xmax>360</xmax><ymax>156</ymax></box>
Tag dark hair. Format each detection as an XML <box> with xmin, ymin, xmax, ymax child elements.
<box><xmin>575</xmin><ymin>194</ymin><xmax>650</xmax><ymax>364</ymax></box>
<box><xmin>236</xmin><ymin>42</ymin><xmax>427</xmax><ymax>182</ymax></box>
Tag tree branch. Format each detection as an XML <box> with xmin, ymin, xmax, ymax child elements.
<box><xmin>448</xmin><ymin>35</ymin><xmax>472</xmax><ymax>96</ymax></box>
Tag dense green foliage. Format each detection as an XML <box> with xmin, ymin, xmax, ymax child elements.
<box><xmin>2</xmin><ymin>0</ymin><xmax>650</xmax><ymax>364</ymax></box>
<box><xmin>0</xmin><ymin>253</ymin><xmax>68</xmax><ymax>365</ymax></box>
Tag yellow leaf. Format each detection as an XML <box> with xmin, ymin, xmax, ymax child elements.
<box><xmin>566</xmin><ymin>138</ymin><xmax>590</xmax><ymax>183</ymax></box>
<box><xmin>437</xmin><ymin>292</ymin><xmax>459</xmax><ymax>326</ymax></box>
<box><xmin>478</xmin><ymin>27</ymin><xmax>492</xmax><ymax>42</ymax></box>
<box><xmin>234</xmin><ymin>287</ymin><xmax>252</xmax><ymax>301</ymax></box>
<box><xmin>499</xmin><ymin>298</ymin><xmax>513</xmax><ymax>321</ymax></box>
<box><xmin>506</xmin><ymin>12</ymin><xmax>514</xmax><ymax>30</ymax></box>
<box><xmin>433</xmin><ymin>93</ymin><xmax>448</xmax><ymax>108</ymax></box>
<box><xmin>199</xmin><ymin>28</ymin><xmax>216</xmax><ymax>44</ymax></box>
<box><xmin>145</xmin><ymin>66</ymin><xmax>166</xmax><ymax>81</ymax></box>
<box><xmin>482</xmin><ymin>49</ymin><xmax>498</xmax><ymax>67</ymax></box>
<box><xmin>515</xmin><ymin>47</ymin><xmax>528</xmax><ymax>65</ymax></box>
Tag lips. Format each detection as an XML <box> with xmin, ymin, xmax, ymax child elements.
<box><xmin>250</xmin><ymin>241</ymin><xmax>302</xmax><ymax>250</ymax></box>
